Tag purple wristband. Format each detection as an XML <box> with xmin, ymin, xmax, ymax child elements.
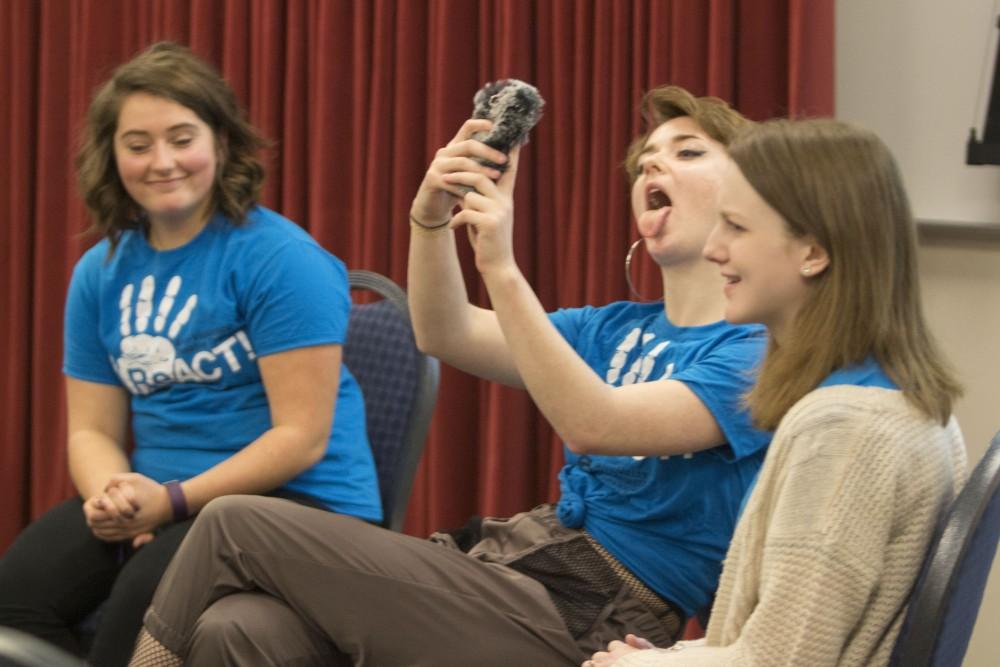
<box><xmin>164</xmin><ymin>480</ymin><xmax>189</xmax><ymax>522</ymax></box>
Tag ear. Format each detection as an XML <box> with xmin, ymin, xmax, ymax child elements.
<box><xmin>799</xmin><ymin>237</ymin><xmax>830</xmax><ymax>278</ymax></box>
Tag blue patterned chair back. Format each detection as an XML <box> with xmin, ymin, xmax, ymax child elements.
<box><xmin>891</xmin><ymin>430</ymin><xmax>1000</xmax><ymax>667</ymax></box>
<box><xmin>344</xmin><ymin>270</ymin><xmax>439</xmax><ymax>532</ymax></box>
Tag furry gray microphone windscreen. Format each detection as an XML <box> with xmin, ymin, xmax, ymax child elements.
<box><xmin>469</xmin><ymin>79</ymin><xmax>545</xmax><ymax>173</ymax></box>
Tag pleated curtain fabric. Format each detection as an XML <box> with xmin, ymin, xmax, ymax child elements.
<box><xmin>0</xmin><ymin>0</ymin><xmax>833</xmax><ymax>549</ymax></box>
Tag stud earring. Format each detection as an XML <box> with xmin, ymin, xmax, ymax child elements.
<box><xmin>801</xmin><ymin>266</ymin><xmax>812</xmax><ymax>275</ymax></box>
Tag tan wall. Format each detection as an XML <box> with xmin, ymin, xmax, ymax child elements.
<box><xmin>837</xmin><ymin>0</ymin><xmax>1000</xmax><ymax>655</ymax></box>
<box><xmin>918</xmin><ymin>238</ymin><xmax>1000</xmax><ymax>666</ymax></box>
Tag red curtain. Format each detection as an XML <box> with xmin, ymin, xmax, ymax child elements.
<box><xmin>0</xmin><ymin>0</ymin><xmax>833</xmax><ymax>551</ymax></box>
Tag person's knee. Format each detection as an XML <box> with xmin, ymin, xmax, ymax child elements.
<box><xmin>0</xmin><ymin>499</ymin><xmax>96</xmax><ymax>608</ymax></box>
<box><xmin>200</xmin><ymin>495</ymin><xmax>350</xmax><ymax>549</ymax></box>
<box><xmin>197</xmin><ymin>494</ymin><xmax>285</xmax><ymax>531</ymax></box>
<box><xmin>188</xmin><ymin>594</ymin><xmax>333</xmax><ymax>667</ymax></box>
<box><xmin>177</xmin><ymin>495</ymin><xmax>266</xmax><ymax>550</ymax></box>
<box><xmin>197</xmin><ymin>494</ymin><xmax>257</xmax><ymax>523</ymax></box>
<box><xmin>104</xmin><ymin>558</ymin><xmax>163</xmax><ymax>623</ymax></box>
<box><xmin>190</xmin><ymin>600</ymin><xmax>254</xmax><ymax>650</ymax></box>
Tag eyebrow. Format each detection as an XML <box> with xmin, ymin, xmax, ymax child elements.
<box><xmin>118</xmin><ymin>123</ymin><xmax>201</xmax><ymax>139</ymax></box>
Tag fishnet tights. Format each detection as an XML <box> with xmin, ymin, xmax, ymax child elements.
<box><xmin>128</xmin><ymin>628</ymin><xmax>182</xmax><ymax>667</ymax></box>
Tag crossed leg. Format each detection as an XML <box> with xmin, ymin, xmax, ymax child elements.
<box><xmin>131</xmin><ymin>495</ymin><xmax>581</xmax><ymax>667</ymax></box>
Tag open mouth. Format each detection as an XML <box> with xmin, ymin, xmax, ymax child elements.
<box><xmin>646</xmin><ymin>186</ymin><xmax>671</xmax><ymax>210</ymax></box>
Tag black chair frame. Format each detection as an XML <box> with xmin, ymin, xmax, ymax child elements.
<box><xmin>892</xmin><ymin>430</ymin><xmax>1000</xmax><ymax>667</ymax></box>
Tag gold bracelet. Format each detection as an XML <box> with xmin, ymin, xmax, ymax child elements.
<box><xmin>409</xmin><ymin>213</ymin><xmax>451</xmax><ymax>231</ymax></box>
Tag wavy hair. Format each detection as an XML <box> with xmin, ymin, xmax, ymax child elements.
<box><xmin>76</xmin><ymin>42</ymin><xmax>268</xmax><ymax>252</ymax></box>
<box><xmin>624</xmin><ymin>85</ymin><xmax>750</xmax><ymax>182</ymax></box>
<box><xmin>729</xmin><ymin>119</ymin><xmax>961</xmax><ymax>429</ymax></box>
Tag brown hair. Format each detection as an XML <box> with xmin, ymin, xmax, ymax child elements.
<box><xmin>624</xmin><ymin>85</ymin><xmax>750</xmax><ymax>182</ymax></box>
<box><xmin>76</xmin><ymin>41</ymin><xmax>268</xmax><ymax>252</ymax></box>
<box><xmin>729</xmin><ymin>118</ymin><xmax>961</xmax><ymax>429</ymax></box>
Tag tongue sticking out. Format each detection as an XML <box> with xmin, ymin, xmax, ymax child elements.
<box><xmin>639</xmin><ymin>204</ymin><xmax>671</xmax><ymax>238</ymax></box>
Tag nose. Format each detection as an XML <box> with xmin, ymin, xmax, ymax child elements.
<box><xmin>640</xmin><ymin>155</ymin><xmax>666</xmax><ymax>177</ymax></box>
<box><xmin>702</xmin><ymin>220</ymin><xmax>726</xmax><ymax>264</ymax></box>
<box><xmin>149</xmin><ymin>141</ymin><xmax>175</xmax><ymax>173</ymax></box>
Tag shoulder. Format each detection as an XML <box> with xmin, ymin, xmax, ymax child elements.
<box><xmin>671</xmin><ymin>322</ymin><xmax>767</xmax><ymax>377</ymax></box>
<box><xmin>685</xmin><ymin>321</ymin><xmax>767</xmax><ymax>352</ymax></box>
<box><xmin>74</xmin><ymin>238</ymin><xmax>110</xmax><ymax>268</ymax></box>
<box><xmin>230</xmin><ymin>206</ymin><xmax>321</xmax><ymax>246</ymax></box>
<box><xmin>776</xmin><ymin>386</ymin><xmax>964</xmax><ymax>468</ymax></box>
<box><xmin>781</xmin><ymin>386</ymin><xmax>916</xmax><ymax>432</ymax></box>
<box><xmin>561</xmin><ymin>300</ymin><xmax>656</xmax><ymax>321</ymax></box>
<box><xmin>549</xmin><ymin>300</ymin><xmax>650</xmax><ymax>334</ymax></box>
<box><xmin>69</xmin><ymin>237</ymin><xmax>119</xmax><ymax>284</ymax></box>
<box><xmin>227</xmin><ymin>207</ymin><xmax>345</xmax><ymax>273</ymax></box>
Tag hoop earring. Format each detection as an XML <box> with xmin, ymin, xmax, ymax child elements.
<box><xmin>624</xmin><ymin>238</ymin><xmax>663</xmax><ymax>303</ymax></box>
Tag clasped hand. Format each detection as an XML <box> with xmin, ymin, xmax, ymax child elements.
<box><xmin>583</xmin><ymin>634</ymin><xmax>655</xmax><ymax>666</ymax></box>
<box><xmin>410</xmin><ymin>119</ymin><xmax>522</xmax><ymax>276</ymax></box>
<box><xmin>83</xmin><ymin>472</ymin><xmax>171</xmax><ymax>548</ymax></box>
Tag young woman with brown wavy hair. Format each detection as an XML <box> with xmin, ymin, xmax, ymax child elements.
<box><xmin>0</xmin><ymin>42</ymin><xmax>381</xmax><ymax>667</ymax></box>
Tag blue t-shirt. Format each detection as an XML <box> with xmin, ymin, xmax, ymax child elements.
<box><xmin>818</xmin><ymin>357</ymin><xmax>897</xmax><ymax>390</ymax></box>
<box><xmin>549</xmin><ymin>301</ymin><xmax>770</xmax><ymax>615</ymax></box>
<box><xmin>63</xmin><ymin>206</ymin><xmax>382</xmax><ymax>522</ymax></box>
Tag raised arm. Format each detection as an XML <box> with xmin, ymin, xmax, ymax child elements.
<box><xmin>445</xmin><ymin>151</ymin><xmax>728</xmax><ymax>457</ymax></box>
<box><xmin>407</xmin><ymin>119</ymin><xmax>524</xmax><ymax>387</ymax></box>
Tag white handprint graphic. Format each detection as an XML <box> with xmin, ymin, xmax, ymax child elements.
<box><xmin>116</xmin><ymin>275</ymin><xmax>198</xmax><ymax>395</ymax></box>
<box><xmin>604</xmin><ymin>326</ymin><xmax>682</xmax><ymax>462</ymax></box>
<box><xmin>605</xmin><ymin>327</ymin><xmax>674</xmax><ymax>385</ymax></box>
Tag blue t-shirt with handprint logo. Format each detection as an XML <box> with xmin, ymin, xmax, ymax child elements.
<box><xmin>63</xmin><ymin>206</ymin><xmax>382</xmax><ymax>522</ymax></box>
<box><xmin>549</xmin><ymin>301</ymin><xmax>770</xmax><ymax>616</ymax></box>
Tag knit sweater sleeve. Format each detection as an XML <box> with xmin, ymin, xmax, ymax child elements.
<box><xmin>615</xmin><ymin>390</ymin><xmax>954</xmax><ymax>667</ymax></box>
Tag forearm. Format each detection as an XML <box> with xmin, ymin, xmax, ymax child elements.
<box><xmin>407</xmin><ymin>223</ymin><xmax>522</xmax><ymax>386</ymax></box>
<box><xmin>481</xmin><ymin>267</ymin><xmax>620</xmax><ymax>450</ymax></box>
<box><xmin>482</xmin><ymin>267</ymin><xmax>723</xmax><ymax>455</ymax></box>
<box><xmin>178</xmin><ymin>424</ymin><xmax>328</xmax><ymax>514</ymax></box>
<box><xmin>68</xmin><ymin>432</ymin><xmax>131</xmax><ymax>499</ymax></box>
<box><xmin>406</xmin><ymin>223</ymin><xmax>476</xmax><ymax>357</ymax></box>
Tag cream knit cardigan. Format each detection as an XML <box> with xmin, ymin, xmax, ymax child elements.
<box><xmin>615</xmin><ymin>386</ymin><xmax>967</xmax><ymax>667</ymax></box>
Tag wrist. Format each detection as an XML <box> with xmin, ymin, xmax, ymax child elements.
<box><xmin>409</xmin><ymin>212</ymin><xmax>451</xmax><ymax>231</ymax></box>
<box><xmin>163</xmin><ymin>480</ymin><xmax>189</xmax><ymax>522</ymax></box>
<box><xmin>480</xmin><ymin>262</ymin><xmax>523</xmax><ymax>286</ymax></box>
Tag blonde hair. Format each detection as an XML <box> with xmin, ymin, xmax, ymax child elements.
<box><xmin>729</xmin><ymin>119</ymin><xmax>961</xmax><ymax>429</ymax></box>
<box><xmin>624</xmin><ymin>85</ymin><xmax>750</xmax><ymax>182</ymax></box>
<box><xmin>76</xmin><ymin>42</ymin><xmax>268</xmax><ymax>253</ymax></box>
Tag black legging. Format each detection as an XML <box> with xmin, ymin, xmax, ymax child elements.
<box><xmin>0</xmin><ymin>491</ymin><xmax>326</xmax><ymax>667</ymax></box>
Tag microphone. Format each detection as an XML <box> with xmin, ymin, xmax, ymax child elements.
<box><xmin>469</xmin><ymin>79</ymin><xmax>545</xmax><ymax>174</ymax></box>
